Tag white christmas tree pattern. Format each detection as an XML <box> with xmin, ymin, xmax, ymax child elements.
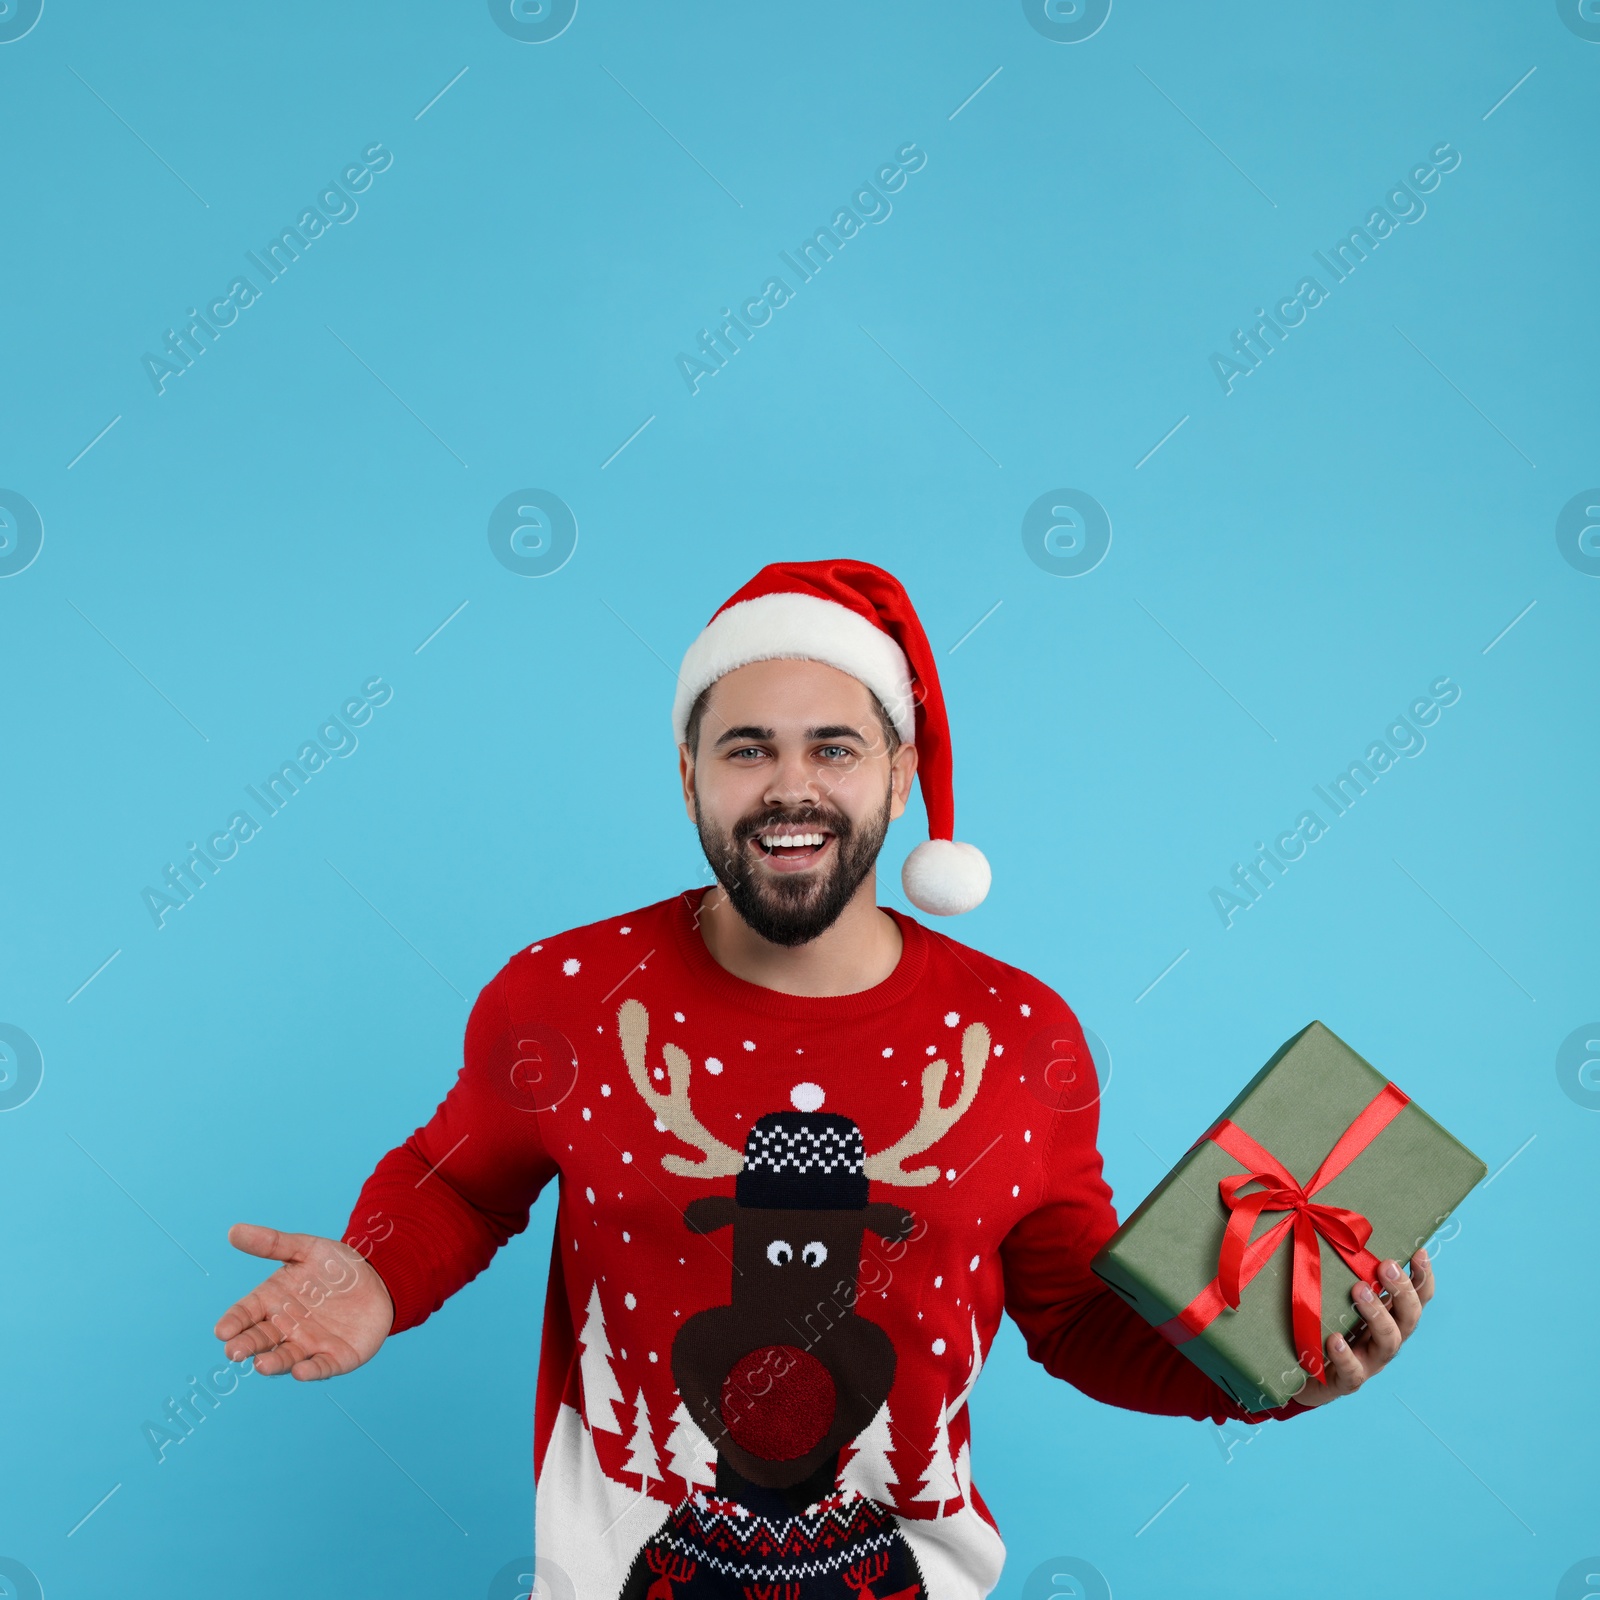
<box><xmin>664</xmin><ymin>1398</ymin><xmax>718</xmax><ymax>1491</ymax></box>
<box><xmin>578</xmin><ymin>1282</ymin><xmax>625</xmax><ymax>1435</ymax></box>
<box><xmin>951</xmin><ymin>1311</ymin><xmax>984</xmax><ymax>1416</ymax></box>
<box><xmin>911</xmin><ymin>1397</ymin><xmax>961</xmax><ymax>1516</ymax></box>
<box><xmin>623</xmin><ymin>1388</ymin><xmax>661</xmax><ymax>1493</ymax></box>
<box><xmin>838</xmin><ymin>1399</ymin><xmax>899</xmax><ymax>1503</ymax></box>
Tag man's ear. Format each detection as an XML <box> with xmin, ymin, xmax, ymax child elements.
<box><xmin>888</xmin><ymin>742</ymin><xmax>918</xmax><ymax>821</ymax></box>
<box><xmin>679</xmin><ymin>741</ymin><xmax>697</xmax><ymax>822</ymax></box>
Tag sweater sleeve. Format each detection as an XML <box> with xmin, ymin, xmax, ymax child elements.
<box><xmin>999</xmin><ymin>996</ymin><xmax>1309</xmax><ymax>1426</ymax></box>
<box><xmin>341</xmin><ymin>959</ymin><xmax>560</xmax><ymax>1333</ymax></box>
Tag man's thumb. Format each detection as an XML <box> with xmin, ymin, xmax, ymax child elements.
<box><xmin>226</xmin><ymin>1222</ymin><xmax>309</xmax><ymax>1262</ymax></box>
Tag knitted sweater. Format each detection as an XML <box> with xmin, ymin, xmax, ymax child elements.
<box><xmin>343</xmin><ymin>887</ymin><xmax>1303</xmax><ymax>1599</ymax></box>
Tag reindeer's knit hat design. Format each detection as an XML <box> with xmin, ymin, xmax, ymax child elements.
<box><xmin>736</xmin><ymin>1111</ymin><xmax>870</xmax><ymax>1210</ymax></box>
<box><xmin>673</xmin><ymin>557</ymin><xmax>992</xmax><ymax>915</ymax></box>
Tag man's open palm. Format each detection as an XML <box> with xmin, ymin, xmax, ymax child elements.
<box><xmin>213</xmin><ymin>1223</ymin><xmax>394</xmax><ymax>1381</ymax></box>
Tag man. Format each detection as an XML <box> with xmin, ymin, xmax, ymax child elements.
<box><xmin>215</xmin><ymin>559</ymin><xmax>1435</xmax><ymax>1599</ymax></box>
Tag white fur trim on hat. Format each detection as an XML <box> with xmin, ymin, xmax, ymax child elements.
<box><xmin>672</xmin><ymin>591</ymin><xmax>916</xmax><ymax>746</ymax></box>
<box><xmin>902</xmin><ymin>839</ymin><xmax>991</xmax><ymax>916</ymax></box>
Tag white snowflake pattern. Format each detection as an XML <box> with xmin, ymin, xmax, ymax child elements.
<box><xmin>882</xmin><ymin>1047</ymin><xmax>893</xmax><ymax>1057</ymax></box>
<box><xmin>620</xmin><ymin>925</ymin><xmax>631</xmax><ymax>934</ymax></box>
<box><xmin>625</xmin><ymin>1292</ymin><xmax>636</xmax><ymax>1309</ymax></box>
<box><xmin>585</xmin><ymin>1187</ymin><xmax>595</xmax><ymax>1202</ymax></box>
<box><xmin>582</xmin><ymin>1107</ymin><xmax>592</xmax><ymax>1121</ymax></box>
<box><xmin>1024</xmin><ymin>1129</ymin><xmax>1032</xmax><ymax>1142</ymax></box>
<box><xmin>530</xmin><ymin>943</ymin><xmax>543</xmax><ymax>953</ymax></box>
<box><xmin>674</xmin><ymin>1011</ymin><xmax>685</xmax><ymax>1022</ymax></box>
<box><xmin>932</xmin><ymin>1337</ymin><xmax>946</xmax><ymax>1355</ymax></box>
<box><xmin>742</xmin><ymin>1040</ymin><xmax>755</xmax><ymax>1052</ymax></box>
<box><xmin>969</xmin><ymin>1255</ymin><xmax>980</xmax><ymax>1271</ymax></box>
<box><xmin>934</xmin><ymin>1275</ymin><xmax>942</xmax><ymax>1288</ymax></box>
<box><xmin>704</xmin><ymin>1057</ymin><xmax>723</xmax><ymax>1075</ymax></box>
<box><xmin>994</xmin><ymin>1045</ymin><xmax>1004</xmax><ymax>1056</ymax></box>
<box><xmin>1020</xmin><ymin>1002</ymin><xmax>1031</xmax><ymax>1016</ymax></box>
<box><xmin>621</xmin><ymin>1151</ymin><xmax>633</xmax><ymax>1163</ymax></box>
<box><xmin>1012</xmin><ymin>1185</ymin><xmax>1020</xmax><ymax>1197</ymax></box>
<box><xmin>945</xmin><ymin>1168</ymin><xmax>956</xmax><ymax>1180</ymax></box>
<box><xmin>563</xmin><ymin>958</ymin><xmax>581</xmax><ymax>976</ymax></box>
<box><xmin>601</xmin><ymin>1084</ymin><xmax>612</xmax><ymax>1096</ymax></box>
<box><xmin>944</xmin><ymin>1011</ymin><xmax>960</xmax><ymax>1027</ymax></box>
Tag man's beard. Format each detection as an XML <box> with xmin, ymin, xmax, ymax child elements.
<box><xmin>694</xmin><ymin>787</ymin><xmax>893</xmax><ymax>947</ymax></box>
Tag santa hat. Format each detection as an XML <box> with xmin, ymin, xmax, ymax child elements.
<box><xmin>672</xmin><ymin>558</ymin><xmax>990</xmax><ymax>915</ymax></box>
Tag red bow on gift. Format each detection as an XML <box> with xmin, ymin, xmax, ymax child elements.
<box><xmin>1158</xmin><ymin>1082</ymin><xmax>1410</xmax><ymax>1383</ymax></box>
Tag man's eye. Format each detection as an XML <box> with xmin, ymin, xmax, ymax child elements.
<box><xmin>819</xmin><ymin>746</ymin><xmax>854</xmax><ymax>759</ymax></box>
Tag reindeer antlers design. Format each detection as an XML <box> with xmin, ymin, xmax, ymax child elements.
<box><xmin>863</xmin><ymin>1021</ymin><xmax>989</xmax><ymax>1186</ymax></box>
<box><xmin>616</xmin><ymin>999</ymin><xmax>989</xmax><ymax>1187</ymax></box>
<box><xmin>617</xmin><ymin>998</ymin><xmax>744</xmax><ymax>1177</ymax></box>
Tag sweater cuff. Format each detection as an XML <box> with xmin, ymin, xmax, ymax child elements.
<box><xmin>1265</xmin><ymin>1394</ymin><xmax>1313</xmax><ymax>1419</ymax></box>
<box><xmin>345</xmin><ymin>1229</ymin><xmax>432</xmax><ymax>1335</ymax></box>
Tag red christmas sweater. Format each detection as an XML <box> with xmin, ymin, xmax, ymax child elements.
<box><xmin>343</xmin><ymin>887</ymin><xmax>1304</xmax><ymax>1599</ymax></box>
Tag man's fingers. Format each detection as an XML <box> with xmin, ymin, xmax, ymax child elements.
<box><xmin>214</xmin><ymin>1281</ymin><xmax>284</xmax><ymax>1340</ymax></box>
<box><xmin>1324</xmin><ymin>1329</ymin><xmax>1365</xmax><ymax>1391</ymax></box>
<box><xmin>1378</xmin><ymin>1258</ymin><xmax>1423</xmax><ymax>1337</ymax></box>
<box><xmin>221</xmin><ymin>1319</ymin><xmax>282</xmax><ymax>1362</ymax></box>
<box><xmin>227</xmin><ymin>1221</ymin><xmax>314</xmax><ymax>1264</ymax></box>
<box><xmin>213</xmin><ymin>1295</ymin><xmax>259</xmax><ymax>1341</ymax></box>
<box><xmin>1409</xmin><ymin>1247</ymin><xmax>1435</xmax><ymax>1305</ymax></box>
<box><xmin>290</xmin><ymin>1349</ymin><xmax>348</xmax><ymax>1382</ymax></box>
<box><xmin>216</xmin><ymin>1281</ymin><xmax>315</xmax><ymax>1350</ymax></box>
<box><xmin>250</xmin><ymin>1336</ymin><xmax>310</xmax><ymax>1377</ymax></box>
<box><xmin>1353</xmin><ymin>1281</ymin><xmax>1403</xmax><ymax>1363</ymax></box>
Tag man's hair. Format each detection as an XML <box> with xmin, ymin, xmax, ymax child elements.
<box><xmin>684</xmin><ymin>677</ymin><xmax>903</xmax><ymax>761</ymax></box>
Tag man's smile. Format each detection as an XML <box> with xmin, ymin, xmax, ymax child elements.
<box><xmin>748</xmin><ymin>828</ymin><xmax>835</xmax><ymax>872</ymax></box>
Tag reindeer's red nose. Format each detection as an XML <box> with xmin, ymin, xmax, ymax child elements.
<box><xmin>719</xmin><ymin>1344</ymin><xmax>837</xmax><ymax>1461</ymax></box>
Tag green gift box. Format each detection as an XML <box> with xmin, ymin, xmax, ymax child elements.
<box><xmin>1090</xmin><ymin>1021</ymin><xmax>1486</xmax><ymax>1412</ymax></box>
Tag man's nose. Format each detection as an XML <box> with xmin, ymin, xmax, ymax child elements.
<box><xmin>762</xmin><ymin>748</ymin><xmax>827</xmax><ymax>806</ymax></box>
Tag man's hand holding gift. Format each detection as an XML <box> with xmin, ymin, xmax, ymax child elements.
<box><xmin>1292</xmin><ymin>1245</ymin><xmax>1435</xmax><ymax>1408</ymax></box>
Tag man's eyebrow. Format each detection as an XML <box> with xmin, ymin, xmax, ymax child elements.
<box><xmin>711</xmin><ymin>723</ymin><xmax>867</xmax><ymax>747</ymax></box>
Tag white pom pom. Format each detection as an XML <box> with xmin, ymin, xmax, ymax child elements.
<box><xmin>902</xmin><ymin>839</ymin><xmax>990</xmax><ymax>916</ymax></box>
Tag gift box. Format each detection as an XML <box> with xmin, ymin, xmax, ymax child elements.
<box><xmin>1090</xmin><ymin>1021</ymin><xmax>1486</xmax><ymax>1412</ymax></box>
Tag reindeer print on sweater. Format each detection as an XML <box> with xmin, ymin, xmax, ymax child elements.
<box><xmin>345</xmin><ymin>888</ymin><xmax>1280</xmax><ymax>1600</ymax></box>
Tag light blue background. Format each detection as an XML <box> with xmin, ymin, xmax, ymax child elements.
<box><xmin>2</xmin><ymin>2</ymin><xmax>1595</xmax><ymax>1596</ymax></box>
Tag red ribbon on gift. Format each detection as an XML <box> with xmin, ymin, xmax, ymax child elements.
<box><xmin>1155</xmin><ymin>1081</ymin><xmax>1410</xmax><ymax>1383</ymax></box>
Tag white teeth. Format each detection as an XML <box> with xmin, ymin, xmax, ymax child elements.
<box><xmin>760</xmin><ymin>832</ymin><xmax>827</xmax><ymax>848</ymax></box>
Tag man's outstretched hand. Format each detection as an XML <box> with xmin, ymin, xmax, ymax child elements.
<box><xmin>1292</xmin><ymin>1246</ymin><xmax>1435</xmax><ymax>1409</ymax></box>
<box><xmin>213</xmin><ymin>1223</ymin><xmax>395</xmax><ymax>1381</ymax></box>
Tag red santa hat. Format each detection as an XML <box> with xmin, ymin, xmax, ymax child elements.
<box><xmin>672</xmin><ymin>558</ymin><xmax>990</xmax><ymax>915</ymax></box>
